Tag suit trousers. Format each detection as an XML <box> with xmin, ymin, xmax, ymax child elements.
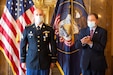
<box><xmin>82</xmin><ymin>69</ymin><xmax>105</xmax><ymax>75</ymax></box>
<box><xmin>26</xmin><ymin>68</ymin><xmax>49</xmax><ymax>75</ymax></box>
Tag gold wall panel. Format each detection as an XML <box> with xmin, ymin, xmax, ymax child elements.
<box><xmin>90</xmin><ymin>0</ymin><xmax>112</xmax><ymax>75</ymax></box>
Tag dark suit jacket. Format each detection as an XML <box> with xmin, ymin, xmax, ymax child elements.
<box><xmin>75</xmin><ymin>26</ymin><xmax>107</xmax><ymax>71</ymax></box>
<box><xmin>20</xmin><ymin>23</ymin><xmax>57</xmax><ymax>70</ymax></box>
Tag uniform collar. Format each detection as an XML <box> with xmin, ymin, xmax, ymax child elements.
<box><xmin>35</xmin><ymin>23</ymin><xmax>43</xmax><ymax>28</ymax></box>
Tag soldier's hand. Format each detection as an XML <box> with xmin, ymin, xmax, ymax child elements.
<box><xmin>50</xmin><ymin>63</ymin><xmax>55</xmax><ymax>69</ymax></box>
<box><xmin>21</xmin><ymin>63</ymin><xmax>26</xmax><ymax>70</ymax></box>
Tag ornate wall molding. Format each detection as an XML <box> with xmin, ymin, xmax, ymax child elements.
<box><xmin>33</xmin><ymin>0</ymin><xmax>57</xmax><ymax>24</ymax></box>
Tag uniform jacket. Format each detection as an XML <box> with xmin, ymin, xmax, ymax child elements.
<box><xmin>20</xmin><ymin>23</ymin><xmax>57</xmax><ymax>70</ymax></box>
<box><xmin>75</xmin><ymin>26</ymin><xmax>107</xmax><ymax>71</ymax></box>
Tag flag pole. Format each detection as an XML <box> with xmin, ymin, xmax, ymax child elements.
<box><xmin>71</xmin><ymin>0</ymin><xmax>73</xmax><ymax>18</ymax></box>
<box><xmin>70</xmin><ymin>0</ymin><xmax>74</xmax><ymax>25</ymax></box>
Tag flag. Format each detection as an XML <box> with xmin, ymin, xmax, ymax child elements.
<box><xmin>0</xmin><ymin>0</ymin><xmax>35</xmax><ymax>75</ymax></box>
<box><xmin>51</xmin><ymin>0</ymin><xmax>87</xmax><ymax>75</ymax></box>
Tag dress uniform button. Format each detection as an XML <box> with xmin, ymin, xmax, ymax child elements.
<box><xmin>38</xmin><ymin>49</ymin><xmax>40</xmax><ymax>51</ymax></box>
<box><xmin>37</xmin><ymin>40</ymin><xmax>40</xmax><ymax>42</ymax></box>
<box><xmin>37</xmin><ymin>45</ymin><xmax>40</xmax><ymax>47</ymax></box>
<box><xmin>37</xmin><ymin>36</ymin><xmax>40</xmax><ymax>38</ymax></box>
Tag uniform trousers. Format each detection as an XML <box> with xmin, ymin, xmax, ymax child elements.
<box><xmin>27</xmin><ymin>68</ymin><xmax>49</xmax><ymax>75</ymax></box>
<box><xmin>82</xmin><ymin>69</ymin><xmax>105</xmax><ymax>75</ymax></box>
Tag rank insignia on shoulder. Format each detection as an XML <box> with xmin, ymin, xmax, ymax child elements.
<box><xmin>25</xmin><ymin>24</ymin><xmax>33</xmax><ymax>27</ymax></box>
<box><xmin>33</xmin><ymin>25</ymin><xmax>35</xmax><ymax>28</ymax></box>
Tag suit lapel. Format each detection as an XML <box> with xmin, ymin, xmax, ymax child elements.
<box><xmin>86</xmin><ymin>27</ymin><xmax>90</xmax><ymax>36</ymax></box>
<box><xmin>92</xmin><ymin>26</ymin><xmax>99</xmax><ymax>39</ymax></box>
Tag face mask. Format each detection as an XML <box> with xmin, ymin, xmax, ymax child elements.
<box><xmin>87</xmin><ymin>21</ymin><xmax>96</xmax><ymax>28</ymax></box>
<box><xmin>35</xmin><ymin>15</ymin><xmax>44</xmax><ymax>25</ymax></box>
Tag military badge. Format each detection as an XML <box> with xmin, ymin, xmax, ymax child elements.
<box><xmin>43</xmin><ymin>36</ymin><xmax>46</xmax><ymax>41</ymax></box>
<box><xmin>28</xmin><ymin>31</ymin><xmax>33</xmax><ymax>38</ymax></box>
<box><xmin>43</xmin><ymin>31</ymin><xmax>50</xmax><ymax>37</ymax></box>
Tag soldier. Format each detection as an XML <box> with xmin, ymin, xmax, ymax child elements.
<box><xmin>20</xmin><ymin>8</ymin><xmax>57</xmax><ymax>75</ymax></box>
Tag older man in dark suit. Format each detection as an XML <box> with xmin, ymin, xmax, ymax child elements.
<box><xmin>75</xmin><ymin>13</ymin><xmax>107</xmax><ymax>75</ymax></box>
<box><xmin>20</xmin><ymin>8</ymin><xmax>57</xmax><ymax>75</ymax></box>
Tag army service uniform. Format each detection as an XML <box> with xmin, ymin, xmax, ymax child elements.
<box><xmin>20</xmin><ymin>23</ymin><xmax>57</xmax><ymax>75</ymax></box>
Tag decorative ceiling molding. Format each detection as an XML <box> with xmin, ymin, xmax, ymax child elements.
<box><xmin>33</xmin><ymin>0</ymin><xmax>57</xmax><ymax>8</ymax></box>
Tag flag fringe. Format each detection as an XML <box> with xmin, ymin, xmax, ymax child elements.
<box><xmin>0</xmin><ymin>46</ymin><xmax>17</xmax><ymax>75</ymax></box>
<box><xmin>56</xmin><ymin>61</ymin><xmax>64</xmax><ymax>75</ymax></box>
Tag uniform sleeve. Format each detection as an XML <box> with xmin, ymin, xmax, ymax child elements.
<box><xmin>20</xmin><ymin>28</ymin><xmax>28</xmax><ymax>63</ymax></box>
<box><xmin>50</xmin><ymin>28</ymin><xmax>57</xmax><ymax>63</ymax></box>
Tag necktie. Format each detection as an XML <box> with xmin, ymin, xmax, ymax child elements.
<box><xmin>37</xmin><ymin>26</ymin><xmax>40</xmax><ymax>30</ymax></box>
<box><xmin>36</xmin><ymin>26</ymin><xmax>41</xmax><ymax>35</ymax></box>
<box><xmin>90</xmin><ymin>29</ymin><xmax>94</xmax><ymax>39</ymax></box>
